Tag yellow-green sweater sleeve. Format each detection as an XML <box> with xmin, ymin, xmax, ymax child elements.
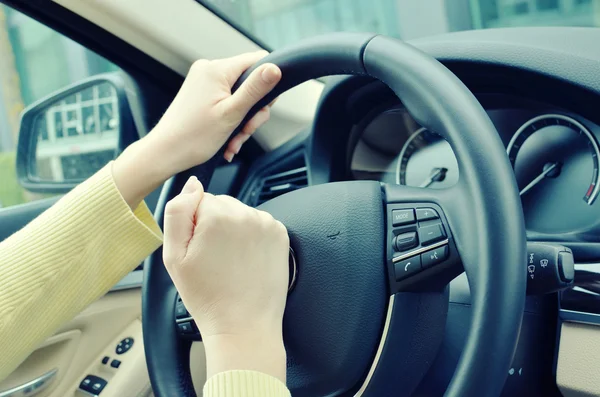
<box><xmin>0</xmin><ymin>163</ymin><xmax>163</xmax><ymax>381</ymax></box>
<box><xmin>204</xmin><ymin>371</ymin><xmax>290</xmax><ymax>397</ymax></box>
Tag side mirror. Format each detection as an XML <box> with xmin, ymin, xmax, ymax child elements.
<box><xmin>16</xmin><ymin>73</ymin><xmax>137</xmax><ymax>193</ymax></box>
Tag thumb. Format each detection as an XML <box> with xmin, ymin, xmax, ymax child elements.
<box><xmin>223</xmin><ymin>63</ymin><xmax>281</xmax><ymax>120</ymax></box>
<box><xmin>163</xmin><ymin>176</ymin><xmax>204</xmax><ymax>267</ymax></box>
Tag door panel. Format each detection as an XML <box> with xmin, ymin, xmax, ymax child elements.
<box><xmin>0</xmin><ymin>289</ymin><xmax>150</xmax><ymax>397</ymax></box>
<box><xmin>0</xmin><ymin>198</ymin><xmax>60</xmax><ymax>242</ymax></box>
<box><xmin>0</xmin><ymin>331</ymin><xmax>79</xmax><ymax>396</ymax></box>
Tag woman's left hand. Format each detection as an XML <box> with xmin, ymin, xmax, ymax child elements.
<box><xmin>113</xmin><ymin>51</ymin><xmax>281</xmax><ymax>208</ymax></box>
<box><xmin>149</xmin><ymin>50</ymin><xmax>281</xmax><ymax>167</ymax></box>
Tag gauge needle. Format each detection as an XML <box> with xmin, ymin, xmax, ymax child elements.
<box><xmin>520</xmin><ymin>162</ymin><xmax>560</xmax><ymax>196</ymax></box>
<box><xmin>419</xmin><ymin>167</ymin><xmax>448</xmax><ymax>188</ymax></box>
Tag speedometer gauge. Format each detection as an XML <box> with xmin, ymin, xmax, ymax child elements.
<box><xmin>507</xmin><ymin>114</ymin><xmax>600</xmax><ymax>205</ymax></box>
<box><xmin>396</xmin><ymin>128</ymin><xmax>458</xmax><ymax>188</ymax></box>
<box><xmin>508</xmin><ymin>114</ymin><xmax>600</xmax><ymax>233</ymax></box>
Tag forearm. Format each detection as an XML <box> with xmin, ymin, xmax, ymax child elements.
<box><xmin>0</xmin><ymin>165</ymin><xmax>162</xmax><ymax>381</ymax></box>
<box><xmin>112</xmin><ymin>132</ymin><xmax>174</xmax><ymax>209</ymax></box>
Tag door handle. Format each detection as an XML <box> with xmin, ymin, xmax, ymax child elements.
<box><xmin>0</xmin><ymin>368</ymin><xmax>57</xmax><ymax>397</ymax></box>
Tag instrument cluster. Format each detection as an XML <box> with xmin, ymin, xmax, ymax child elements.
<box><xmin>350</xmin><ymin>103</ymin><xmax>600</xmax><ymax>234</ymax></box>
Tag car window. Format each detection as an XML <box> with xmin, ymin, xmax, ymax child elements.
<box><xmin>0</xmin><ymin>5</ymin><xmax>120</xmax><ymax>209</ymax></box>
<box><xmin>203</xmin><ymin>0</ymin><xmax>598</xmax><ymax>49</ymax></box>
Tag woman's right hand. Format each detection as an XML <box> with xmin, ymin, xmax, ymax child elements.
<box><xmin>162</xmin><ymin>176</ymin><xmax>290</xmax><ymax>383</ymax></box>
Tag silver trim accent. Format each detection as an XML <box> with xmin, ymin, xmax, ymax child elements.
<box><xmin>559</xmin><ymin>262</ymin><xmax>600</xmax><ymax>325</ymax></box>
<box><xmin>506</xmin><ymin>113</ymin><xmax>600</xmax><ymax>205</ymax></box>
<box><xmin>0</xmin><ymin>368</ymin><xmax>57</xmax><ymax>397</ymax></box>
<box><xmin>263</xmin><ymin>166</ymin><xmax>307</xmax><ymax>182</ymax></box>
<box><xmin>392</xmin><ymin>239</ymin><xmax>449</xmax><ymax>263</ymax></box>
<box><xmin>396</xmin><ymin>127</ymin><xmax>427</xmax><ymax>185</ymax></box>
<box><xmin>354</xmin><ymin>295</ymin><xmax>395</xmax><ymax>397</ymax></box>
<box><xmin>176</xmin><ymin>316</ymin><xmax>194</xmax><ymax>324</ymax></box>
<box><xmin>560</xmin><ymin>309</ymin><xmax>600</xmax><ymax>326</ymax></box>
<box><xmin>111</xmin><ymin>269</ymin><xmax>143</xmax><ymax>291</ymax></box>
<box><xmin>575</xmin><ymin>262</ymin><xmax>600</xmax><ymax>272</ymax></box>
<box><xmin>572</xmin><ymin>286</ymin><xmax>600</xmax><ymax>296</ymax></box>
<box><xmin>288</xmin><ymin>247</ymin><xmax>298</xmax><ymax>292</ymax></box>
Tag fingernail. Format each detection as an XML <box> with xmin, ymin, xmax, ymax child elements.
<box><xmin>235</xmin><ymin>135</ymin><xmax>250</xmax><ymax>155</ymax></box>
<box><xmin>181</xmin><ymin>176</ymin><xmax>199</xmax><ymax>194</ymax></box>
<box><xmin>224</xmin><ymin>152</ymin><xmax>234</xmax><ymax>163</ymax></box>
<box><xmin>261</xmin><ymin>64</ymin><xmax>281</xmax><ymax>84</ymax></box>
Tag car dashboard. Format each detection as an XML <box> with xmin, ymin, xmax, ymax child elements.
<box><xmin>349</xmin><ymin>95</ymin><xmax>600</xmax><ymax>237</ymax></box>
<box><xmin>231</xmin><ymin>27</ymin><xmax>600</xmax><ymax>397</ymax></box>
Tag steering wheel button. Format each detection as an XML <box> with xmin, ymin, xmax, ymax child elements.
<box><xmin>178</xmin><ymin>322</ymin><xmax>194</xmax><ymax>334</ymax></box>
<box><xmin>421</xmin><ymin>245</ymin><xmax>449</xmax><ymax>269</ymax></box>
<box><xmin>392</xmin><ymin>209</ymin><xmax>415</xmax><ymax>226</ymax></box>
<box><xmin>394</xmin><ymin>256</ymin><xmax>422</xmax><ymax>281</ymax></box>
<box><xmin>418</xmin><ymin>224</ymin><xmax>446</xmax><ymax>246</ymax></box>
<box><xmin>416</xmin><ymin>208</ymin><xmax>439</xmax><ymax>221</ymax></box>
<box><xmin>394</xmin><ymin>232</ymin><xmax>418</xmax><ymax>251</ymax></box>
<box><xmin>175</xmin><ymin>302</ymin><xmax>189</xmax><ymax>319</ymax></box>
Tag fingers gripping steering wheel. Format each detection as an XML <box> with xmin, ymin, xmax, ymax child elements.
<box><xmin>143</xmin><ymin>33</ymin><xmax>526</xmax><ymax>397</ymax></box>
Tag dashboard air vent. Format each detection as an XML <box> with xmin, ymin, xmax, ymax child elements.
<box><xmin>257</xmin><ymin>166</ymin><xmax>308</xmax><ymax>206</ymax></box>
<box><xmin>253</xmin><ymin>153</ymin><xmax>308</xmax><ymax>206</ymax></box>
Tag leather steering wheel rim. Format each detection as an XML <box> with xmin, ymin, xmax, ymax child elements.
<box><xmin>143</xmin><ymin>33</ymin><xmax>526</xmax><ymax>397</ymax></box>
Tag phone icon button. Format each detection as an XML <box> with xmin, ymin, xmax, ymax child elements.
<box><xmin>394</xmin><ymin>256</ymin><xmax>422</xmax><ymax>281</ymax></box>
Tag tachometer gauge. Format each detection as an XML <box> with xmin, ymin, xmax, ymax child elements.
<box><xmin>396</xmin><ymin>127</ymin><xmax>458</xmax><ymax>188</ymax></box>
<box><xmin>507</xmin><ymin>114</ymin><xmax>600</xmax><ymax>233</ymax></box>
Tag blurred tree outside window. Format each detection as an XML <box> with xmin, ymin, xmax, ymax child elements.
<box><xmin>0</xmin><ymin>4</ymin><xmax>119</xmax><ymax>209</ymax></box>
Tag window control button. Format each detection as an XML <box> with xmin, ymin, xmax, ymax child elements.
<box><xmin>418</xmin><ymin>224</ymin><xmax>446</xmax><ymax>246</ymax></box>
<box><xmin>116</xmin><ymin>337</ymin><xmax>134</xmax><ymax>355</ymax></box>
<box><xmin>421</xmin><ymin>245</ymin><xmax>449</xmax><ymax>269</ymax></box>
<box><xmin>394</xmin><ymin>232</ymin><xmax>418</xmax><ymax>252</ymax></box>
<box><xmin>392</xmin><ymin>209</ymin><xmax>415</xmax><ymax>226</ymax></box>
<box><xmin>416</xmin><ymin>208</ymin><xmax>439</xmax><ymax>221</ymax></box>
<box><xmin>110</xmin><ymin>359</ymin><xmax>121</xmax><ymax>369</ymax></box>
<box><xmin>394</xmin><ymin>256</ymin><xmax>422</xmax><ymax>281</ymax></box>
<box><xmin>80</xmin><ymin>375</ymin><xmax>107</xmax><ymax>394</ymax></box>
<box><xmin>101</xmin><ymin>356</ymin><xmax>109</xmax><ymax>365</ymax></box>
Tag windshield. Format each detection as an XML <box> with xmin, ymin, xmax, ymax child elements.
<box><xmin>202</xmin><ymin>0</ymin><xmax>597</xmax><ymax>48</ymax></box>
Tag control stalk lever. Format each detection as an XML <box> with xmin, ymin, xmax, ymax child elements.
<box><xmin>526</xmin><ymin>242</ymin><xmax>574</xmax><ymax>295</ymax></box>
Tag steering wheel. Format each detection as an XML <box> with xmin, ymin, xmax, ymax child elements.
<box><xmin>143</xmin><ymin>33</ymin><xmax>526</xmax><ymax>397</ymax></box>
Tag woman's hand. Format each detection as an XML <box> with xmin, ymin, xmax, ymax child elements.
<box><xmin>162</xmin><ymin>176</ymin><xmax>289</xmax><ymax>382</ymax></box>
<box><xmin>113</xmin><ymin>51</ymin><xmax>281</xmax><ymax>208</ymax></box>
<box><xmin>150</xmin><ymin>50</ymin><xmax>281</xmax><ymax>167</ymax></box>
